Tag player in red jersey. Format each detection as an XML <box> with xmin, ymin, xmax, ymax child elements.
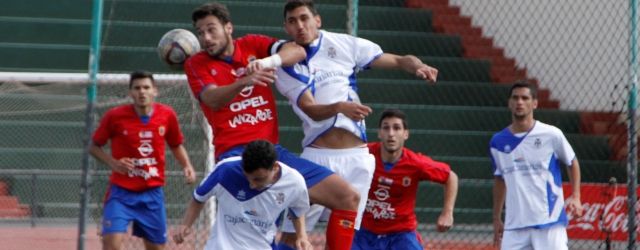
<box><xmin>353</xmin><ymin>109</ymin><xmax>459</xmax><ymax>250</ymax></box>
<box><xmin>90</xmin><ymin>71</ymin><xmax>196</xmax><ymax>250</ymax></box>
<box><xmin>182</xmin><ymin>3</ymin><xmax>361</xmax><ymax>249</ymax></box>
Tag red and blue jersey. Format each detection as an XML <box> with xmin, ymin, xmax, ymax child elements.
<box><xmin>184</xmin><ymin>34</ymin><xmax>279</xmax><ymax>157</ymax></box>
<box><xmin>92</xmin><ymin>103</ymin><xmax>183</xmax><ymax>191</ymax></box>
<box><xmin>361</xmin><ymin>142</ymin><xmax>451</xmax><ymax>234</ymax></box>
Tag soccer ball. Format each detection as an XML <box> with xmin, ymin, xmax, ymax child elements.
<box><xmin>157</xmin><ymin>29</ymin><xmax>201</xmax><ymax>70</ymax></box>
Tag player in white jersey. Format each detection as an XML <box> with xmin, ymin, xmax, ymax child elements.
<box><xmin>173</xmin><ymin>140</ymin><xmax>312</xmax><ymax>250</ymax></box>
<box><xmin>490</xmin><ymin>82</ymin><xmax>584</xmax><ymax>250</ymax></box>
<box><xmin>269</xmin><ymin>1</ymin><xmax>438</xmax><ymax>249</ymax></box>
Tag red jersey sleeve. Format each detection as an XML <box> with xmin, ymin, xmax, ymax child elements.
<box><xmin>163</xmin><ymin>106</ymin><xmax>184</xmax><ymax>147</ymax></box>
<box><xmin>416</xmin><ymin>153</ymin><xmax>451</xmax><ymax>184</ymax></box>
<box><xmin>92</xmin><ymin>110</ymin><xmax>113</xmax><ymax>146</ymax></box>
<box><xmin>184</xmin><ymin>53</ymin><xmax>216</xmax><ymax>101</ymax></box>
<box><xmin>239</xmin><ymin>34</ymin><xmax>278</xmax><ymax>58</ymax></box>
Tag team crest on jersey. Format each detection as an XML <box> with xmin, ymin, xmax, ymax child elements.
<box><xmin>534</xmin><ymin>138</ymin><xmax>542</xmax><ymax>148</ymax></box>
<box><xmin>210</xmin><ymin>69</ymin><xmax>217</xmax><ymax>76</ymax></box>
<box><xmin>231</xmin><ymin>67</ymin><xmax>247</xmax><ymax>77</ymax></box>
<box><xmin>275</xmin><ymin>192</ymin><xmax>285</xmax><ymax>205</ymax></box>
<box><xmin>158</xmin><ymin>126</ymin><xmax>166</xmax><ymax>136</ymax></box>
<box><xmin>244</xmin><ymin>209</ymin><xmax>258</xmax><ymax>216</ymax></box>
<box><xmin>504</xmin><ymin>145</ymin><xmax>511</xmax><ymax>153</ymax></box>
<box><xmin>402</xmin><ymin>176</ymin><xmax>412</xmax><ymax>187</ymax></box>
<box><xmin>328</xmin><ymin>47</ymin><xmax>337</xmax><ymax>58</ymax></box>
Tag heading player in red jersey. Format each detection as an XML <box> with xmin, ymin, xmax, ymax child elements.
<box><xmin>353</xmin><ymin>109</ymin><xmax>459</xmax><ymax>250</ymax></box>
<box><xmin>90</xmin><ymin>71</ymin><xmax>196</xmax><ymax>250</ymax></box>
<box><xmin>183</xmin><ymin>3</ymin><xmax>361</xmax><ymax>249</ymax></box>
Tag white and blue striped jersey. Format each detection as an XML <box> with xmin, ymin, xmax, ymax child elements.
<box><xmin>274</xmin><ymin>30</ymin><xmax>383</xmax><ymax>147</ymax></box>
<box><xmin>194</xmin><ymin>157</ymin><xmax>309</xmax><ymax>250</ymax></box>
<box><xmin>489</xmin><ymin>121</ymin><xmax>576</xmax><ymax>230</ymax></box>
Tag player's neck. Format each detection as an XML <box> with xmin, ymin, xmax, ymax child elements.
<box><xmin>510</xmin><ymin>117</ymin><xmax>535</xmax><ymax>133</ymax></box>
<box><xmin>134</xmin><ymin>104</ymin><xmax>153</xmax><ymax>116</ymax></box>
<box><xmin>380</xmin><ymin>148</ymin><xmax>402</xmax><ymax>163</ymax></box>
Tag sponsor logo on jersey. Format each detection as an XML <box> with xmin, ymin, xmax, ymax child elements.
<box><xmin>138</xmin><ymin>140</ymin><xmax>154</xmax><ymax>157</ymax></box>
<box><xmin>534</xmin><ymin>138</ymin><xmax>542</xmax><ymax>148</ymax></box>
<box><xmin>378</xmin><ymin>176</ymin><xmax>393</xmax><ymax>186</ymax></box>
<box><xmin>237</xmin><ymin>190</ymin><xmax>246</xmax><ymax>200</ymax></box>
<box><xmin>238</xmin><ymin>85</ymin><xmax>254</xmax><ymax>98</ymax></box>
<box><xmin>139</xmin><ymin>130</ymin><xmax>153</xmax><ymax>139</ymax></box>
<box><xmin>229</xmin><ymin>96</ymin><xmax>268</xmax><ymax>112</ymax></box>
<box><xmin>228</xmin><ymin>109</ymin><xmax>274</xmax><ymax>128</ymax></box>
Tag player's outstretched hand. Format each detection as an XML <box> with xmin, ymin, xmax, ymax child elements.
<box><xmin>337</xmin><ymin>101</ymin><xmax>372</xmax><ymax>121</ymax></box>
<box><xmin>416</xmin><ymin>64</ymin><xmax>438</xmax><ymax>83</ymax></box>
<box><xmin>296</xmin><ymin>237</ymin><xmax>313</xmax><ymax>250</ymax></box>
<box><xmin>173</xmin><ymin>225</ymin><xmax>192</xmax><ymax>244</ymax></box>
<box><xmin>110</xmin><ymin>158</ymin><xmax>134</xmax><ymax>174</ymax></box>
<box><xmin>183</xmin><ymin>165</ymin><xmax>196</xmax><ymax>184</ymax></box>
<box><xmin>493</xmin><ymin>219</ymin><xmax>504</xmax><ymax>248</ymax></box>
<box><xmin>565</xmin><ymin>195</ymin><xmax>584</xmax><ymax>217</ymax></box>
<box><xmin>436</xmin><ymin>211</ymin><xmax>454</xmax><ymax>232</ymax></box>
<box><xmin>241</xmin><ymin>68</ymin><xmax>276</xmax><ymax>87</ymax></box>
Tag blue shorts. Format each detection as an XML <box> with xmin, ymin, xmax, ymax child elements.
<box><xmin>352</xmin><ymin>229</ymin><xmax>423</xmax><ymax>250</ymax></box>
<box><xmin>218</xmin><ymin>144</ymin><xmax>334</xmax><ymax>188</ymax></box>
<box><xmin>102</xmin><ymin>185</ymin><xmax>167</xmax><ymax>244</ymax></box>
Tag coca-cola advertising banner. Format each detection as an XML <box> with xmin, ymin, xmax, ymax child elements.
<box><xmin>564</xmin><ymin>183</ymin><xmax>638</xmax><ymax>241</ymax></box>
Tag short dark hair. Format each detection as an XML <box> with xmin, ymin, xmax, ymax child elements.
<box><xmin>284</xmin><ymin>0</ymin><xmax>318</xmax><ymax>19</ymax></box>
<box><xmin>509</xmin><ymin>80</ymin><xmax>537</xmax><ymax>99</ymax></box>
<box><xmin>242</xmin><ymin>140</ymin><xmax>277</xmax><ymax>173</ymax></box>
<box><xmin>192</xmin><ymin>2</ymin><xmax>231</xmax><ymax>25</ymax></box>
<box><xmin>129</xmin><ymin>71</ymin><xmax>155</xmax><ymax>89</ymax></box>
<box><xmin>378</xmin><ymin>109</ymin><xmax>408</xmax><ymax>130</ymax></box>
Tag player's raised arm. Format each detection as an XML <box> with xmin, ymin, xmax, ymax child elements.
<box><xmin>370</xmin><ymin>53</ymin><xmax>438</xmax><ymax>82</ymax></box>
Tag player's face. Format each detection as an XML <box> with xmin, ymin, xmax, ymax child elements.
<box><xmin>378</xmin><ymin>117</ymin><xmax>409</xmax><ymax>154</ymax></box>
<box><xmin>284</xmin><ymin>6</ymin><xmax>321</xmax><ymax>46</ymax></box>
<box><xmin>129</xmin><ymin>78</ymin><xmax>157</xmax><ymax>108</ymax></box>
<box><xmin>508</xmin><ymin>87</ymin><xmax>538</xmax><ymax>120</ymax></box>
<box><xmin>195</xmin><ymin>15</ymin><xmax>233</xmax><ymax>58</ymax></box>
<box><xmin>244</xmin><ymin>163</ymin><xmax>280</xmax><ymax>190</ymax></box>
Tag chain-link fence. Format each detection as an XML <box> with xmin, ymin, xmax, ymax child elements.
<box><xmin>0</xmin><ymin>0</ymin><xmax>637</xmax><ymax>249</ymax></box>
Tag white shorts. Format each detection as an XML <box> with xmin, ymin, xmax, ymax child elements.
<box><xmin>501</xmin><ymin>224</ymin><xmax>568</xmax><ymax>250</ymax></box>
<box><xmin>282</xmin><ymin>146</ymin><xmax>375</xmax><ymax>232</ymax></box>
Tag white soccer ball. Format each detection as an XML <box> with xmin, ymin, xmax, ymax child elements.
<box><xmin>157</xmin><ymin>29</ymin><xmax>201</xmax><ymax>70</ymax></box>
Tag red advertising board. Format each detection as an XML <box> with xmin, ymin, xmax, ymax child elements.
<box><xmin>564</xmin><ymin>183</ymin><xmax>638</xmax><ymax>241</ymax></box>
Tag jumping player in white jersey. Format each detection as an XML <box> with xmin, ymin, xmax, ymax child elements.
<box><xmin>173</xmin><ymin>140</ymin><xmax>312</xmax><ymax>250</ymax></box>
<box><xmin>490</xmin><ymin>81</ymin><xmax>584</xmax><ymax>250</ymax></box>
<box><xmin>270</xmin><ymin>1</ymin><xmax>438</xmax><ymax>249</ymax></box>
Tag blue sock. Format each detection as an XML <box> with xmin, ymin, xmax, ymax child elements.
<box><xmin>275</xmin><ymin>242</ymin><xmax>296</xmax><ymax>250</ymax></box>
